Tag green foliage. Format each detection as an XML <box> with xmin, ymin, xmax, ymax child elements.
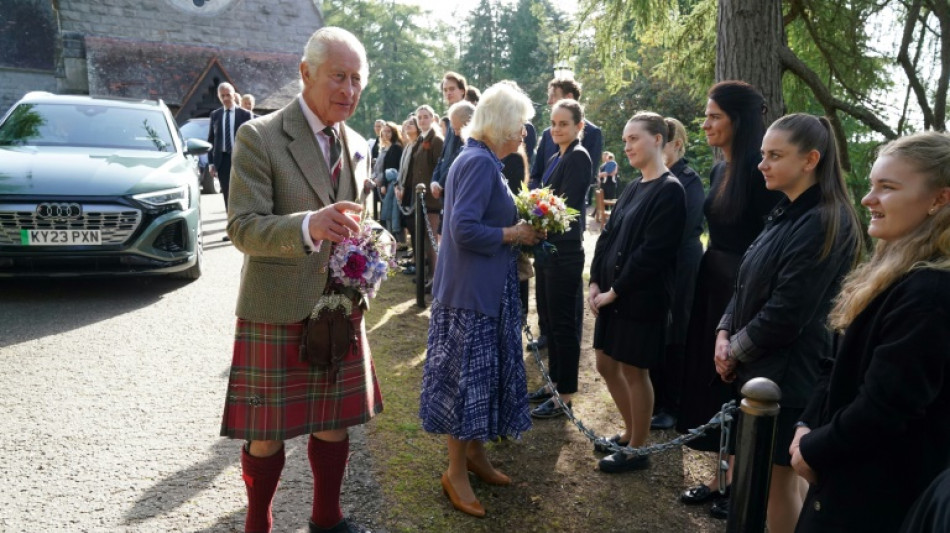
<box><xmin>457</xmin><ymin>0</ymin><xmax>568</xmax><ymax>110</ymax></box>
<box><xmin>460</xmin><ymin>0</ymin><xmax>503</xmax><ymax>89</ymax></box>
<box><xmin>322</xmin><ymin>0</ymin><xmax>458</xmax><ymax>134</ymax></box>
<box><xmin>568</xmin><ymin>8</ymin><xmax>709</xmax><ymax>185</ymax></box>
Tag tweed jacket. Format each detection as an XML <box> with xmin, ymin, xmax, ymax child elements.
<box><xmin>227</xmin><ymin>99</ymin><xmax>371</xmax><ymax>324</ymax></box>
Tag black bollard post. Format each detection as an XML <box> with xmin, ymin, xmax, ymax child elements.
<box><xmin>414</xmin><ymin>184</ymin><xmax>427</xmax><ymax>308</ymax></box>
<box><xmin>727</xmin><ymin>377</ymin><xmax>781</xmax><ymax>533</ymax></box>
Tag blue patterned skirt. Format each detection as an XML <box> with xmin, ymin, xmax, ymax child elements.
<box><xmin>419</xmin><ymin>257</ymin><xmax>531</xmax><ymax>441</ymax></box>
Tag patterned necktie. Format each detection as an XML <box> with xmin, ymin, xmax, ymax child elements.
<box><xmin>323</xmin><ymin>126</ymin><xmax>342</xmax><ymax>187</ymax></box>
<box><xmin>224</xmin><ymin>109</ymin><xmax>231</xmax><ymax>152</ymax></box>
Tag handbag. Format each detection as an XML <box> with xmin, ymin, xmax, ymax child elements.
<box><xmin>299</xmin><ymin>292</ymin><xmax>359</xmax><ymax>380</ymax></box>
<box><xmin>517</xmin><ymin>252</ymin><xmax>534</xmax><ymax>281</ymax></box>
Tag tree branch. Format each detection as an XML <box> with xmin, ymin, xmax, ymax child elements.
<box><xmin>897</xmin><ymin>0</ymin><xmax>935</xmax><ymax>129</ymax></box>
<box><xmin>928</xmin><ymin>0</ymin><xmax>949</xmax><ymax>130</ymax></box>
<box><xmin>779</xmin><ymin>45</ymin><xmax>898</xmax><ymax>139</ymax></box>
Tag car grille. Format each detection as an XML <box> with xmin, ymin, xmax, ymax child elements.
<box><xmin>0</xmin><ymin>203</ymin><xmax>142</xmax><ymax>245</ymax></box>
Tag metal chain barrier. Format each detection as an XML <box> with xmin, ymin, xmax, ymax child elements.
<box><xmin>417</xmin><ymin>189</ymin><xmax>440</xmax><ymax>254</ymax></box>
<box><xmin>524</xmin><ymin>324</ymin><xmax>736</xmax><ymax>467</ymax></box>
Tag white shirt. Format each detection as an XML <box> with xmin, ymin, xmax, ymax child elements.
<box><xmin>297</xmin><ymin>95</ymin><xmax>341</xmax><ymax>253</ymax></box>
<box><xmin>221</xmin><ymin>105</ymin><xmax>236</xmax><ymax>152</ymax></box>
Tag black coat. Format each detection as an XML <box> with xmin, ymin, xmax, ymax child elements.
<box><xmin>543</xmin><ymin>139</ymin><xmax>591</xmax><ymax>244</ymax></box>
<box><xmin>796</xmin><ymin>268</ymin><xmax>950</xmax><ymax>532</ymax></box>
<box><xmin>720</xmin><ymin>185</ymin><xmax>857</xmax><ymax>407</ymax></box>
<box><xmin>590</xmin><ymin>172</ymin><xmax>685</xmax><ymax>321</ymax></box>
<box><xmin>669</xmin><ymin>158</ymin><xmax>705</xmax><ymax>344</ymax></box>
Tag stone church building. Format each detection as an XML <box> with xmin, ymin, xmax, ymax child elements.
<box><xmin>0</xmin><ymin>0</ymin><xmax>324</xmax><ymax>122</ymax></box>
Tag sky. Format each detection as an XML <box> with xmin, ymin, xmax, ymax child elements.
<box><xmin>400</xmin><ymin>0</ymin><xmax>578</xmax><ymax>25</ymax></box>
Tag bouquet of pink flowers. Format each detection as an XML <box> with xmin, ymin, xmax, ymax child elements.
<box><xmin>327</xmin><ymin>221</ymin><xmax>398</xmax><ymax>299</ymax></box>
<box><xmin>515</xmin><ymin>185</ymin><xmax>580</xmax><ymax>234</ymax></box>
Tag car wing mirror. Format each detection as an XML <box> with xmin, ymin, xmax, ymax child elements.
<box><xmin>184</xmin><ymin>138</ymin><xmax>212</xmax><ymax>155</ymax></box>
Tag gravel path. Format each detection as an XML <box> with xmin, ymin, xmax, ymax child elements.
<box><xmin>0</xmin><ymin>195</ymin><xmax>386</xmax><ymax>532</ymax></box>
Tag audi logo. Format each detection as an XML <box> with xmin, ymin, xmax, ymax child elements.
<box><xmin>35</xmin><ymin>202</ymin><xmax>83</xmax><ymax>220</ymax></box>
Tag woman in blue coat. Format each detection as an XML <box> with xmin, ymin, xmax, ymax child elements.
<box><xmin>419</xmin><ymin>82</ymin><xmax>544</xmax><ymax>518</ymax></box>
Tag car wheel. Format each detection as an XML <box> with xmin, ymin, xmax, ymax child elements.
<box><xmin>174</xmin><ymin>228</ymin><xmax>203</xmax><ymax>280</ymax></box>
<box><xmin>200</xmin><ymin>169</ymin><xmax>221</xmax><ymax>195</ymax></box>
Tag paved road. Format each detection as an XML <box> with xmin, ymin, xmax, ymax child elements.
<box><xmin>0</xmin><ymin>195</ymin><xmax>384</xmax><ymax>532</ymax></box>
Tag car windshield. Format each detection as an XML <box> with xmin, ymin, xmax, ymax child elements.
<box><xmin>179</xmin><ymin>120</ymin><xmax>208</xmax><ymax>140</ymax></box>
<box><xmin>0</xmin><ymin>103</ymin><xmax>175</xmax><ymax>152</ymax></box>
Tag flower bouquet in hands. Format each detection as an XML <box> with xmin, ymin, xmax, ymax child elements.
<box><xmin>514</xmin><ymin>185</ymin><xmax>580</xmax><ymax>266</ymax></box>
<box><xmin>327</xmin><ymin>220</ymin><xmax>398</xmax><ymax>300</ymax></box>
<box><xmin>302</xmin><ymin>219</ymin><xmax>397</xmax><ymax>375</ymax></box>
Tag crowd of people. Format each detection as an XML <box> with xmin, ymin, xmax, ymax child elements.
<box><xmin>213</xmin><ymin>25</ymin><xmax>950</xmax><ymax>533</ymax></box>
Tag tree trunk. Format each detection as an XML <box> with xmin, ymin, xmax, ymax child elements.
<box><xmin>716</xmin><ymin>0</ymin><xmax>785</xmax><ymax>126</ymax></box>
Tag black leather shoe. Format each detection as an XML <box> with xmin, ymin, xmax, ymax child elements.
<box><xmin>530</xmin><ymin>398</ymin><xmax>570</xmax><ymax>419</ymax></box>
<box><xmin>709</xmin><ymin>498</ymin><xmax>729</xmax><ymax>520</ymax></box>
<box><xmin>309</xmin><ymin>518</ymin><xmax>368</xmax><ymax>532</ymax></box>
<box><xmin>402</xmin><ymin>265</ymin><xmax>416</xmax><ymax>275</ymax></box>
<box><xmin>535</xmin><ymin>335</ymin><xmax>548</xmax><ymax>349</ymax></box>
<box><xmin>650</xmin><ymin>412</ymin><xmax>677</xmax><ymax>430</ymax></box>
<box><xmin>527</xmin><ymin>386</ymin><xmax>553</xmax><ymax>403</ymax></box>
<box><xmin>593</xmin><ymin>434</ymin><xmax>630</xmax><ymax>454</ymax></box>
<box><xmin>681</xmin><ymin>484</ymin><xmax>729</xmax><ymax>505</ymax></box>
<box><xmin>221</xmin><ymin>235</ymin><xmax>231</xmax><ymax>242</ymax></box>
<box><xmin>598</xmin><ymin>451</ymin><xmax>650</xmax><ymax>473</ymax></box>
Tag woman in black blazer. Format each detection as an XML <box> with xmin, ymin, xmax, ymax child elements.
<box><xmin>790</xmin><ymin>131</ymin><xmax>950</xmax><ymax>532</ymax></box>
<box><xmin>714</xmin><ymin>114</ymin><xmax>862</xmax><ymax>533</ymax></box>
<box><xmin>589</xmin><ymin>112</ymin><xmax>686</xmax><ymax>472</ymax></box>
<box><xmin>527</xmin><ymin>99</ymin><xmax>593</xmax><ymax>420</ymax></box>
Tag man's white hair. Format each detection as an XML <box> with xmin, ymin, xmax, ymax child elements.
<box><xmin>301</xmin><ymin>27</ymin><xmax>369</xmax><ymax>85</ymax></box>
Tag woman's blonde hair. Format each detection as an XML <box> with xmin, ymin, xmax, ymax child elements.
<box><xmin>664</xmin><ymin>117</ymin><xmax>688</xmax><ymax>160</ymax></box>
<box><xmin>829</xmin><ymin>131</ymin><xmax>950</xmax><ymax>330</ymax></box>
<box><xmin>465</xmin><ymin>81</ymin><xmax>535</xmax><ymax>148</ymax></box>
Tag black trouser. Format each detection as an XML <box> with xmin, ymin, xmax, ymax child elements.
<box><xmin>651</xmin><ymin>342</ymin><xmax>684</xmax><ymax>416</ymax></box>
<box><xmin>536</xmin><ymin>241</ymin><xmax>584</xmax><ymax>394</ymax></box>
<box><xmin>217</xmin><ymin>152</ymin><xmax>233</xmax><ymax>210</ymax></box>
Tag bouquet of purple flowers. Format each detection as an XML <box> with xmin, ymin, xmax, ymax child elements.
<box><xmin>327</xmin><ymin>221</ymin><xmax>397</xmax><ymax>299</ymax></box>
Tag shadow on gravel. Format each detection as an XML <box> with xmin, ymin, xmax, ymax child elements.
<box><xmin>0</xmin><ymin>276</ymin><xmax>189</xmax><ymax>348</ymax></box>
<box><xmin>125</xmin><ymin>438</ymin><xmax>238</xmax><ymax>526</ymax></box>
<box><xmin>124</xmin><ymin>430</ymin><xmax>385</xmax><ymax>531</ymax></box>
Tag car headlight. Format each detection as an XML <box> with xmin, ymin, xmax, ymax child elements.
<box><xmin>133</xmin><ymin>186</ymin><xmax>190</xmax><ymax>211</ymax></box>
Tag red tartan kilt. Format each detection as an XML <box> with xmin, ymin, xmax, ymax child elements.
<box><xmin>220</xmin><ymin>309</ymin><xmax>383</xmax><ymax>441</ymax></box>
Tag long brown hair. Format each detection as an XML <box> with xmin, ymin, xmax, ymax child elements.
<box><xmin>829</xmin><ymin>131</ymin><xmax>950</xmax><ymax>330</ymax></box>
<box><xmin>767</xmin><ymin>113</ymin><xmax>862</xmax><ymax>262</ymax></box>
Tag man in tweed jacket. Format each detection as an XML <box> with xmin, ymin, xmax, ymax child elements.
<box><xmin>220</xmin><ymin>27</ymin><xmax>381</xmax><ymax>533</ymax></box>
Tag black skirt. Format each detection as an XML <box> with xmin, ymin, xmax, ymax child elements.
<box><xmin>676</xmin><ymin>249</ymin><xmax>741</xmax><ymax>451</ymax></box>
<box><xmin>593</xmin><ymin>307</ymin><xmax>667</xmax><ymax>369</ymax></box>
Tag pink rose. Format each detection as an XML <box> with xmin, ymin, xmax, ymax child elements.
<box><xmin>342</xmin><ymin>253</ymin><xmax>367</xmax><ymax>279</ymax></box>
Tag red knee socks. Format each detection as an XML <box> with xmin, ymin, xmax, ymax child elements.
<box><xmin>308</xmin><ymin>435</ymin><xmax>350</xmax><ymax>529</ymax></box>
<box><xmin>241</xmin><ymin>444</ymin><xmax>285</xmax><ymax>533</ymax></box>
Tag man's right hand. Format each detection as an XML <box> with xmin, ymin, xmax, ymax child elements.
<box><xmin>307</xmin><ymin>202</ymin><xmax>363</xmax><ymax>243</ymax></box>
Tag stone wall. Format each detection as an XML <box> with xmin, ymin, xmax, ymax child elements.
<box><xmin>0</xmin><ymin>0</ymin><xmax>322</xmax><ymax>117</ymax></box>
<box><xmin>0</xmin><ymin>68</ymin><xmax>57</xmax><ymax>115</ymax></box>
<box><xmin>56</xmin><ymin>0</ymin><xmax>324</xmax><ymax>54</ymax></box>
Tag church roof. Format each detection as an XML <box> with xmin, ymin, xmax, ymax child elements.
<box><xmin>84</xmin><ymin>36</ymin><xmax>299</xmax><ymax>114</ymax></box>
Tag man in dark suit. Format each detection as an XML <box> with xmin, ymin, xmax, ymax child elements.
<box><xmin>240</xmin><ymin>93</ymin><xmax>258</xmax><ymax>118</ymax></box>
<box><xmin>219</xmin><ymin>27</ymin><xmax>377</xmax><ymax>533</ymax></box>
<box><xmin>430</xmin><ymin>72</ymin><xmax>467</xmax><ymax>205</ymax></box>
<box><xmin>207</xmin><ymin>82</ymin><xmax>252</xmax><ymax>227</ymax></box>
<box><xmin>527</xmin><ymin>77</ymin><xmax>603</xmax><ymax>351</ymax></box>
